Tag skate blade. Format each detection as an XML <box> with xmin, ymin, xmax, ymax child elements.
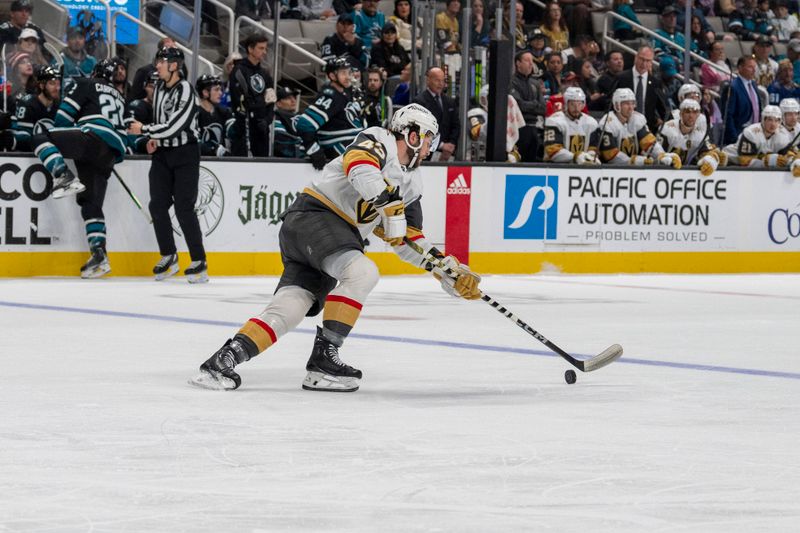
<box><xmin>52</xmin><ymin>181</ymin><xmax>86</xmax><ymax>199</ymax></box>
<box><xmin>186</xmin><ymin>271</ymin><xmax>209</xmax><ymax>284</ymax></box>
<box><xmin>302</xmin><ymin>371</ymin><xmax>359</xmax><ymax>392</ymax></box>
<box><xmin>154</xmin><ymin>263</ymin><xmax>179</xmax><ymax>281</ymax></box>
<box><xmin>80</xmin><ymin>263</ymin><xmax>111</xmax><ymax>279</ymax></box>
<box><xmin>188</xmin><ymin>370</ymin><xmax>237</xmax><ymax>391</ymax></box>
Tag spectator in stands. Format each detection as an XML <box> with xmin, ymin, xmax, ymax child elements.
<box><xmin>15</xmin><ymin>27</ymin><xmax>46</xmax><ymax>67</ymax></box>
<box><xmin>721</xmin><ymin>55</ymin><xmax>762</xmax><ymax>145</ymax></box>
<box><xmin>612</xmin><ymin>0</ymin><xmax>642</xmax><ymax>41</ymax></box>
<box><xmin>510</xmin><ymin>50</ymin><xmax>546</xmax><ymax>162</ymax></box>
<box><xmin>129</xmin><ymin>37</ymin><xmax>176</xmax><ymax>102</ymax></box>
<box><xmin>273</xmin><ymin>86</ymin><xmax>304</xmax><ymax>158</ymax></box>
<box><xmin>392</xmin><ymin>61</ymin><xmax>411</xmax><ymax>106</ymax></box>
<box><xmin>234</xmin><ymin>0</ymin><xmax>271</xmax><ymax>21</ymax></box>
<box><xmin>112</xmin><ymin>58</ymin><xmax>131</xmax><ymax>102</ymax></box>
<box><xmin>321</xmin><ymin>12</ymin><xmax>369</xmax><ymax>70</ymax></box>
<box><xmin>655</xmin><ymin>6</ymin><xmax>700</xmax><ymax>64</ymax></box>
<box><xmin>592</xmin><ymin>50</ymin><xmax>623</xmax><ymax>110</ymax></box>
<box><xmin>370</xmin><ymin>22</ymin><xmax>410</xmax><ymax>77</ymax></box>
<box><xmin>676</xmin><ymin>0</ymin><xmax>715</xmax><ymax>47</ymax></box>
<box><xmin>768</xmin><ymin>59</ymin><xmax>800</xmax><ymax>104</ymax></box>
<box><xmin>559</xmin><ymin>0</ymin><xmax>592</xmax><ymax>42</ymax></box>
<box><xmin>700</xmin><ymin>41</ymin><xmax>731</xmax><ymax>93</ymax></box>
<box><xmin>562</xmin><ymin>35</ymin><xmax>600</xmax><ymax>77</ymax></box>
<box><xmin>753</xmin><ymin>36</ymin><xmax>779</xmax><ymax>86</ymax></box>
<box><xmin>660</xmin><ymin>55</ymin><xmax>682</xmax><ymax>109</ymax></box>
<box><xmin>413</xmin><ymin>66</ymin><xmax>459</xmax><ymax>161</ymax></box>
<box><xmin>60</xmin><ymin>26</ymin><xmax>97</xmax><ymax>80</ymax></box>
<box><xmin>471</xmin><ymin>0</ymin><xmax>491</xmax><ymax>47</ymax></box>
<box><xmin>540</xmin><ymin>2</ymin><xmax>569</xmax><ymax>53</ymax></box>
<box><xmin>770</xmin><ymin>1</ymin><xmax>798</xmax><ymax>42</ymax></box>
<box><xmin>362</xmin><ymin>66</ymin><xmax>387</xmax><ymax>127</ymax></box>
<box><xmin>505</xmin><ymin>1</ymin><xmax>527</xmax><ymax>50</ymax></box>
<box><xmin>690</xmin><ymin>16</ymin><xmax>715</xmax><ymax>57</ymax></box>
<box><xmin>391</xmin><ymin>0</ymin><xmax>420</xmax><ymax>53</ymax></box>
<box><xmin>292</xmin><ymin>0</ymin><xmax>338</xmax><ymax>20</ymax></box>
<box><xmin>541</xmin><ymin>51</ymin><xmax>565</xmax><ymax>97</ymax></box>
<box><xmin>0</xmin><ymin>0</ymin><xmax>46</xmax><ymax>49</ymax></box>
<box><xmin>230</xmin><ymin>32</ymin><xmax>275</xmax><ymax>157</ymax></box>
<box><xmin>436</xmin><ymin>0</ymin><xmax>462</xmax><ymax>54</ymax></box>
<box><xmin>787</xmin><ymin>39</ymin><xmax>800</xmax><ymax>85</ymax></box>
<box><xmin>355</xmin><ymin>0</ymin><xmax>386</xmax><ymax>52</ymax></box>
<box><xmin>527</xmin><ymin>28</ymin><xmax>549</xmax><ymax>75</ymax></box>
<box><xmin>7</xmin><ymin>52</ymin><xmax>35</xmax><ymax>106</ymax></box>
<box><xmin>697</xmin><ymin>0</ymin><xmax>715</xmax><ymax>16</ymax></box>
<box><xmin>617</xmin><ymin>45</ymin><xmax>669</xmax><ymax>132</ymax></box>
<box><xmin>576</xmin><ymin>58</ymin><xmax>602</xmax><ymax>108</ymax></box>
<box><xmin>220</xmin><ymin>52</ymin><xmax>242</xmax><ymax>110</ymax></box>
<box><xmin>728</xmin><ymin>0</ymin><xmax>776</xmax><ymax>42</ymax></box>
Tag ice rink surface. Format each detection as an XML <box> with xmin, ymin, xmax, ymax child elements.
<box><xmin>1</xmin><ymin>273</ymin><xmax>799</xmax><ymax>532</ymax></box>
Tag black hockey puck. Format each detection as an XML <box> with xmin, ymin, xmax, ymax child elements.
<box><xmin>564</xmin><ymin>370</ymin><xmax>577</xmax><ymax>385</ymax></box>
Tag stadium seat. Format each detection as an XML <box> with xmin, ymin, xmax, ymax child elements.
<box><xmin>774</xmin><ymin>42</ymin><xmax>787</xmax><ymax>58</ymax></box>
<box><xmin>300</xmin><ymin>20</ymin><xmax>337</xmax><ymax>47</ymax></box>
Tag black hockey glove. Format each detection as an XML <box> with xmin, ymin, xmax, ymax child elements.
<box><xmin>0</xmin><ymin>130</ymin><xmax>16</xmax><ymax>151</ymax></box>
<box><xmin>308</xmin><ymin>143</ymin><xmax>327</xmax><ymax>170</ymax></box>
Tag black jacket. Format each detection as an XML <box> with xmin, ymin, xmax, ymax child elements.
<box><xmin>616</xmin><ymin>69</ymin><xmax>669</xmax><ymax>132</ymax></box>
<box><xmin>413</xmin><ymin>90</ymin><xmax>460</xmax><ymax>146</ymax></box>
<box><xmin>369</xmin><ymin>41</ymin><xmax>410</xmax><ymax>77</ymax></box>
<box><xmin>510</xmin><ymin>72</ymin><xmax>546</xmax><ymax>126</ymax></box>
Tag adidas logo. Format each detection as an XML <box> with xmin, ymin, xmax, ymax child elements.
<box><xmin>447</xmin><ymin>174</ymin><xmax>471</xmax><ymax>195</ymax></box>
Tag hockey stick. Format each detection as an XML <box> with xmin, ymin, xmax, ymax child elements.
<box><xmin>112</xmin><ymin>168</ymin><xmax>152</xmax><ymax>224</ymax></box>
<box><xmin>403</xmin><ymin>238</ymin><xmax>623</xmax><ymax>372</ymax></box>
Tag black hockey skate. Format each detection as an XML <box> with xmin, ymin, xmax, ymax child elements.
<box><xmin>184</xmin><ymin>260</ymin><xmax>208</xmax><ymax>284</ymax></box>
<box><xmin>302</xmin><ymin>326</ymin><xmax>362</xmax><ymax>392</ymax></box>
<box><xmin>189</xmin><ymin>338</ymin><xmax>251</xmax><ymax>390</ymax></box>
<box><xmin>51</xmin><ymin>168</ymin><xmax>85</xmax><ymax>199</ymax></box>
<box><xmin>80</xmin><ymin>248</ymin><xmax>111</xmax><ymax>279</ymax></box>
<box><xmin>153</xmin><ymin>254</ymin><xmax>178</xmax><ymax>281</ymax></box>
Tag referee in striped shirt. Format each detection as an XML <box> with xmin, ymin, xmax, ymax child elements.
<box><xmin>129</xmin><ymin>47</ymin><xmax>208</xmax><ymax>283</ymax></box>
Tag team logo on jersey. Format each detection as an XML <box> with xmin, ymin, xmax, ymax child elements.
<box><xmin>447</xmin><ymin>174</ymin><xmax>471</xmax><ymax>195</ymax></box>
<box><xmin>568</xmin><ymin>135</ymin><xmax>585</xmax><ymax>153</ymax></box>
<box><xmin>504</xmin><ymin>174</ymin><xmax>557</xmax><ymax>240</ymax></box>
<box><xmin>170</xmin><ymin>166</ymin><xmax>224</xmax><ymax>237</ymax></box>
<box><xmin>356</xmin><ymin>198</ymin><xmax>379</xmax><ymax>224</ymax></box>
<box><xmin>250</xmin><ymin>74</ymin><xmax>265</xmax><ymax>94</ymax></box>
<box><xmin>620</xmin><ymin>136</ymin><xmax>636</xmax><ymax>156</ymax></box>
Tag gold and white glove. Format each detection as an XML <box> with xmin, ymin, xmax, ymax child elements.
<box><xmin>791</xmin><ymin>158</ymin><xmax>800</xmax><ymax>178</ymax></box>
<box><xmin>764</xmin><ymin>153</ymin><xmax>791</xmax><ymax>168</ymax></box>
<box><xmin>372</xmin><ymin>186</ymin><xmax>406</xmax><ymax>246</ymax></box>
<box><xmin>629</xmin><ymin>155</ymin><xmax>653</xmax><ymax>166</ymax></box>
<box><xmin>698</xmin><ymin>154</ymin><xmax>718</xmax><ymax>176</ymax></box>
<box><xmin>659</xmin><ymin>152</ymin><xmax>682</xmax><ymax>169</ymax></box>
<box><xmin>575</xmin><ymin>151</ymin><xmax>601</xmax><ymax>165</ymax></box>
<box><xmin>432</xmin><ymin>256</ymin><xmax>482</xmax><ymax>300</ymax></box>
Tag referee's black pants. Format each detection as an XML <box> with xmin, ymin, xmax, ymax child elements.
<box><xmin>148</xmin><ymin>143</ymin><xmax>206</xmax><ymax>261</ymax></box>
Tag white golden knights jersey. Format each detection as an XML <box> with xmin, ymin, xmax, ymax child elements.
<box><xmin>657</xmin><ymin>118</ymin><xmax>716</xmax><ymax>165</ymax></box>
<box><xmin>780</xmin><ymin>124</ymin><xmax>800</xmax><ymax>151</ymax></box>
<box><xmin>724</xmin><ymin>123</ymin><xmax>791</xmax><ymax>166</ymax></box>
<box><xmin>304</xmin><ymin>127</ymin><xmax>423</xmax><ymax>241</ymax></box>
<box><xmin>670</xmin><ymin>108</ymin><xmax>707</xmax><ymax>137</ymax></box>
<box><xmin>543</xmin><ymin>111</ymin><xmax>600</xmax><ymax>162</ymax></box>
<box><xmin>597</xmin><ymin>110</ymin><xmax>661</xmax><ymax>163</ymax></box>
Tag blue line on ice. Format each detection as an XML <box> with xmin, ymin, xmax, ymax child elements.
<box><xmin>3</xmin><ymin>299</ymin><xmax>798</xmax><ymax>381</ymax></box>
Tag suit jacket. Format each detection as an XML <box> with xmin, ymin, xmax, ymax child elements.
<box><xmin>721</xmin><ymin>76</ymin><xmax>762</xmax><ymax>146</ymax></box>
<box><xmin>617</xmin><ymin>69</ymin><xmax>669</xmax><ymax>133</ymax></box>
<box><xmin>413</xmin><ymin>90</ymin><xmax>460</xmax><ymax>146</ymax></box>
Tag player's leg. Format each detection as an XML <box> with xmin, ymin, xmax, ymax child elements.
<box><xmin>32</xmin><ymin>130</ymin><xmax>86</xmax><ymax>198</ymax></box>
<box><xmin>147</xmin><ymin>150</ymin><xmax>179</xmax><ymax>280</ymax></box>
<box><xmin>74</xmin><ymin>159</ymin><xmax>112</xmax><ymax>279</ymax></box>
<box><xmin>170</xmin><ymin>144</ymin><xmax>207</xmax><ymax>283</ymax></box>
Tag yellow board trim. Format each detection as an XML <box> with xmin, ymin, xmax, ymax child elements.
<box><xmin>2</xmin><ymin>251</ymin><xmax>800</xmax><ymax>277</ymax></box>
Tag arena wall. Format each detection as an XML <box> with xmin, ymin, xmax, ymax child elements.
<box><xmin>1</xmin><ymin>156</ymin><xmax>799</xmax><ymax>276</ymax></box>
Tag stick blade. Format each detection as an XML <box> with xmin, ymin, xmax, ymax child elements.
<box><xmin>581</xmin><ymin>343</ymin><xmax>623</xmax><ymax>373</ymax></box>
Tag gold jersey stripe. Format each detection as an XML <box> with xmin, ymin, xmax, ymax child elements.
<box><xmin>303</xmin><ymin>188</ymin><xmax>358</xmax><ymax>227</ymax></box>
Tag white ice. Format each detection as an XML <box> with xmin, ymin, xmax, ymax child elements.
<box><xmin>1</xmin><ymin>273</ymin><xmax>798</xmax><ymax>532</ymax></box>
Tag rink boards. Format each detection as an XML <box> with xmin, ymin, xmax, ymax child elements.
<box><xmin>0</xmin><ymin>155</ymin><xmax>799</xmax><ymax>276</ymax></box>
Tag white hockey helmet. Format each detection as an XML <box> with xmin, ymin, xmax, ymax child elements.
<box><xmin>563</xmin><ymin>86</ymin><xmax>586</xmax><ymax>105</ymax></box>
<box><xmin>679</xmin><ymin>98</ymin><xmax>701</xmax><ymax>112</ymax></box>
<box><xmin>762</xmin><ymin>104</ymin><xmax>782</xmax><ymax>121</ymax></box>
<box><xmin>389</xmin><ymin>103</ymin><xmax>440</xmax><ymax>168</ymax></box>
<box><xmin>677</xmin><ymin>83</ymin><xmax>701</xmax><ymax>102</ymax></box>
<box><xmin>612</xmin><ymin>87</ymin><xmax>636</xmax><ymax>112</ymax></box>
<box><xmin>780</xmin><ymin>98</ymin><xmax>800</xmax><ymax>114</ymax></box>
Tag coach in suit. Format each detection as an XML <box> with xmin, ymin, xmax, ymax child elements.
<box><xmin>617</xmin><ymin>45</ymin><xmax>669</xmax><ymax>132</ymax></box>
<box><xmin>721</xmin><ymin>56</ymin><xmax>762</xmax><ymax>146</ymax></box>
<box><xmin>413</xmin><ymin>67</ymin><xmax>459</xmax><ymax>161</ymax></box>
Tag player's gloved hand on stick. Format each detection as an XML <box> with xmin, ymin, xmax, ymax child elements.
<box><xmin>575</xmin><ymin>151</ymin><xmax>600</xmax><ymax>166</ymax></box>
<box><xmin>629</xmin><ymin>155</ymin><xmax>652</xmax><ymax>166</ymax></box>
<box><xmin>791</xmin><ymin>158</ymin><xmax>800</xmax><ymax>178</ymax></box>
<box><xmin>698</xmin><ymin>154</ymin><xmax>718</xmax><ymax>176</ymax></box>
<box><xmin>433</xmin><ymin>256</ymin><xmax>482</xmax><ymax>300</ymax></box>
<box><xmin>307</xmin><ymin>143</ymin><xmax>327</xmax><ymax>170</ymax></box>
<box><xmin>658</xmin><ymin>152</ymin><xmax>682</xmax><ymax>169</ymax></box>
<box><xmin>372</xmin><ymin>186</ymin><xmax>406</xmax><ymax>246</ymax></box>
<box><xmin>764</xmin><ymin>153</ymin><xmax>791</xmax><ymax>168</ymax></box>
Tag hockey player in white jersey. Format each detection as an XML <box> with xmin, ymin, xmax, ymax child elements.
<box><xmin>779</xmin><ymin>98</ymin><xmax>800</xmax><ymax>153</ymax></box>
<box><xmin>190</xmin><ymin>104</ymin><xmax>482</xmax><ymax>392</ymax></box>
<box><xmin>543</xmin><ymin>86</ymin><xmax>600</xmax><ymax>165</ymax></box>
<box><xmin>724</xmin><ymin>105</ymin><xmax>795</xmax><ymax>172</ymax></box>
<box><xmin>670</xmin><ymin>83</ymin><xmax>707</xmax><ymax>136</ymax></box>
<box><xmin>598</xmin><ymin>88</ymin><xmax>681</xmax><ymax>168</ymax></box>
<box><xmin>658</xmin><ymin>98</ymin><xmax>724</xmax><ymax>176</ymax></box>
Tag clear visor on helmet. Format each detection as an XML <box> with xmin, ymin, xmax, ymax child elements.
<box><xmin>422</xmin><ymin>130</ymin><xmax>440</xmax><ymax>153</ymax></box>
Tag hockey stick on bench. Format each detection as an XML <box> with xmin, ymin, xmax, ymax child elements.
<box><xmin>403</xmin><ymin>238</ymin><xmax>623</xmax><ymax>372</ymax></box>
